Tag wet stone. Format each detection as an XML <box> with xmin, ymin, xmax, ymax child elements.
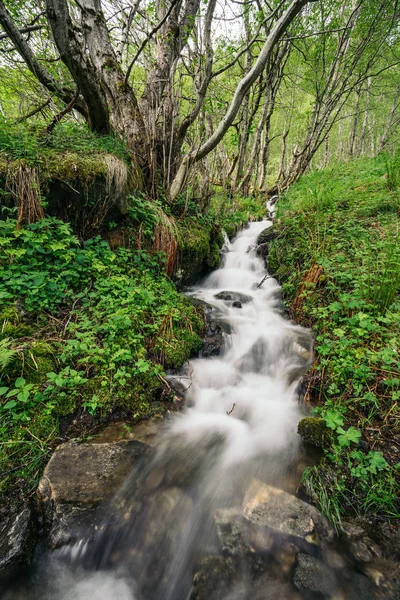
<box><xmin>243</xmin><ymin>483</ymin><xmax>334</xmax><ymax>542</ymax></box>
<box><xmin>37</xmin><ymin>440</ymin><xmax>152</xmax><ymax>548</ymax></box>
<box><xmin>293</xmin><ymin>553</ymin><xmax>339</xmax><ymax>596</ymax></box>
<box><xmin>214</xmin><ymin>291</ymin><xmax>253</xmax><ymax>304</ymax></box>
<box><xmin>0</xmin><ymin>507</ymin><xmax>34</xmax><ymax>570</ymax></box>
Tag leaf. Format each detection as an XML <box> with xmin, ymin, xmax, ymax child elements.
<box><xmin>367</xmin><ymin>451</ymin><xmax>388</xmax><ymax>474</ymax></box>
<box><xmin>324</xmin><ymin>409</ymin><xmax>344</xmax><ymax>430</ymax></box>
<box><xmin>15</xmin><ymin>377</ymin><xmax>26</xmax><ymax>388</ymax></box>
<box><xmin>0</xmin><ymin>387</ymin><xmax>9</xmax><ymax>396</ymax></box>
<box><xmin>3</xmin><ymin>399</ymin><xmax>17</xmax><ymax>410</ymax></box>
<box><xmin>337</xmin><ymin>427</ymin><xmax>361</xmax><ymax>447</ymax></box>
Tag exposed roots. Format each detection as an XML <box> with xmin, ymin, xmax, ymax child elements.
<box><xmin>103</xmin><ymin>154</ymin><xmax>129</xmax><ymax>202</ymax></box>
<box><xmin>151</xmin><ymin>207</ymin><xmax>178</xmax><ymax>276</ymax></box>
<box><xmin>6</xmin><ymin>163</ymin><xmax>44</xmax><ymax>228</ymax></box>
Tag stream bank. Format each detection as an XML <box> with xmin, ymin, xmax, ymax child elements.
<box><xmin>1</xmin><ymin>217</ymin><xmax>399</xmax><ymax>599</ymax></box>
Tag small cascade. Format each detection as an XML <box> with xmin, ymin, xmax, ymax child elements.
<box><xmin>5</xmin><ymin>220</ymin><xmax>316</xmax><ymax>600</ymax></box>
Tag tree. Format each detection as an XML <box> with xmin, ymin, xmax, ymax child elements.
<box><xmin>0</xmin><ymin>0</ymin><xmax>317</xmax><ymax>200</ymax></box>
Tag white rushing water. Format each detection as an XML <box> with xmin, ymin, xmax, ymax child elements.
<box><xmin>4</xmin><ymin>218</ymin><xmax>314</xmax><ymax>600</ymax></box>
<box><xmin>169</xmin><ymin>218</ymin><xmax>312</xmax><ymax>473</ymax></box>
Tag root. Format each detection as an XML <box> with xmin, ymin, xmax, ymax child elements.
<box><xmin>151</xmin><ymin>207</ymin><xmax>178</xmax><ymax>275</ymax></box>
<box><xmin>6</xmin><ymin>163</ymin><xmax>44</xmax><ymax>228</ymax></box>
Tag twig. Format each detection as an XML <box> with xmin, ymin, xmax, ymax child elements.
<box><xmin>45</xmin><ymin>88</ymin><xmax>80</xmax><ymax>134</ymax></box>
<box><xmin>257</xmin><ymin>274</ymin><xmax>271</xmax><ymax>288</ymax></box>
<box><xmin>226</xmin><ymin>403</ymin><xmax>236</xmax><ymax>415</ymax></box>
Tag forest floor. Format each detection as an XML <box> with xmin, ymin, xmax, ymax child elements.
<box><xmin>269</xmin><ymin>155</ymin><xmax>400</xmax><ymax>528</ymax></box>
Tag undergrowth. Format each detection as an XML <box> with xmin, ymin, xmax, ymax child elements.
<box><xmin>0</xmin><ymin>218</ymin><xmax>204</xmax><ymax>505</ymax></box>
<box><xmin>269</xmin><ymin>155</ymin><xmax>400</xmax><ymax>525</ymax></box>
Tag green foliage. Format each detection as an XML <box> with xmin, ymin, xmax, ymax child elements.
<box><xmin>0</xmin><ymin>217</ymin><xmax>204</xmax><ymax>504</ymax></box>
<box><xmin>384</xmin><ymin>152</ymin><xmax>400</xmax><ymax>191</ymax></box>
<box><xmin>271</xmin><ymin>157</ymin><xmax>400</xmax><ymax>522</ymax></box>
<box><xmin>0</xmin><ymin>119</ymin><xmax>130</xmax><ymax>164</ymax></box>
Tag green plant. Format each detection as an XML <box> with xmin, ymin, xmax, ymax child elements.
<box><xmin>270</xmin><ymin>156</ymin><xmax>400</xmax><ymax>523</ymax></box>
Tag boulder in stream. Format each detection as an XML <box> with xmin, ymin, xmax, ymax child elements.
<box><xmin>37</xmin><ymin>439</ymin><xmax>152</xmax><ymax>548</ymax></box>
<box><xmin>214</xmin><ymin>291</ymin><xmax>253</xmax><ymax>304</ymax></box>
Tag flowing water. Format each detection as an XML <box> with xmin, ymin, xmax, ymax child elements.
<box><xmin>3</xmin><ymin>218</ymin><xmax>316</xmax><ymax>600</ymax></box>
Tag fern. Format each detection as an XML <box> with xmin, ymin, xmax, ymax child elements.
<box><xmin>0</xmin><ymin>338</ymin><xmax>16</xmax><ymax>372</ymax></box>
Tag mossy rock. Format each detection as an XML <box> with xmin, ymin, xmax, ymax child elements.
<box><xmin>297</xmin><ymin>417</ymin><xmax>332</xmax><ymax>448</ymax></box>
<box><xmin>257</xmin><ymin>226</ymin><xmax>277</xmax><ymax>246</ymax></box>
<box><xmin>175</xmin><ymin>219</ymin><xmax>222</xmax><ymax>286</ymax></box>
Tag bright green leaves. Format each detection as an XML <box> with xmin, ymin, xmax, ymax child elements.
<box><xmin>324</xmin><ymin>409</ymin><xmax>344</xmax><ymax>430</ymax></box>
<box><xmin>336</xmin><ymin>426</ymin><xmax>361</xmax><ymax>448</ymax></box>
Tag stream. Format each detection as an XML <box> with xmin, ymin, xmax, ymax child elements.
<box><xmin>2</xmin><ymin>218</ymin><xmax>385</xmax><ymax>599</ymax></box>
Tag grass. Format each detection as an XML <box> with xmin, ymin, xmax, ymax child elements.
<box><xmin>269</xmin><ymin>155</ymin><xmax>400</xmax><ymax>524</ymax></box>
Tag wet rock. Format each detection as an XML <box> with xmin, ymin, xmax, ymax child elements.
<box><xmin>373</xmin><ymin>522</ymin><xmax>400</xmax><ymax>561</ymax></box>
<box><xmin>243</xmin><ymin>483</ymin><xmax>334</xmax><ymax>543</ymax></box>
<box><xmin>0</xmin><ymin>507</ymin><xmax>35</xmax><ymax>570</ymax></box>
<box><xmin>256</xmin><ymin>226</ymin><xmax>277</xmax><ymax>246</ymax></box>
<box><xmin>342</xmin><ymin>520</ymin><xmax>381</xmax><ymax>563</ymax></box>
<box><xmin>214</xmin><ymin>291</ymin><xmax>253</xmax><ymax>304</ymax></box>
<box><xmin>232</xmin><ymin>301</ymin><xmax>242</xmax><ymax>308</ymax></box>
<box><xmin>37</xmin><ymin>440</ymin><xmax>151</xmax><ymax>548</ymax></box>
<box><xmin>297</xmin><ymin>417</ymin><xmax>332</xmax><ymax>448</ymax></box>
<box><xmin>256</xmin><ymin>242</ymin><xmax>269</xmax><ymax>261</ymax></box>
<box><xmin>293</xmin><ymin>553</ymin><xmax>339</xmax><ymax>596</ymax></box>
<box><xmin>345</xmin><ymin>574</ymin><xmax>377</xmax><ymax>600</ymax></box>
<box><xmin>202</xmin><ymin>322</ymin><xmax>224</xmax><ymax>357</ymax></box>
<box><xmin>191</xmin><ymin>556</ymin><xmax>236</xmax><ymax>600</ymax></box>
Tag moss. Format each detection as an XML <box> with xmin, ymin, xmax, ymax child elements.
<box><xmin>53</xmin><ymin>392</ymin><xmax>79</xmax><ymax>417</ymax></box>
<box><xmin>159</xmin><ymin>329</ymin><xmax>203</xmax><ymax>369</ymax></box>
<box><xmin>24</xmin><ymin>341</ymin><xmax>57</xmax><ymax>384</ymax></box>
<box><xmin>207</xmin><ymin>241</ymin><xmax>221</xmax><ymax>269</ymax></box>
<box><xmin>44</xmin><ymin>152</ymin><xmax>108</xmax><ymax>184</ymax></box>
<box><xmin>298</xmin><ymin>417</ymin><xmax>332</xmax><ymax>448</ymax></box>
<box><xmin>29</xmin><ymin>411</ymin><xmax>58</xmax><ymax>441</ymax></box>
<box><xmin>175</xmin><ymin>218</ymin><xmax>222</xmax><ymax>285</ymax></box>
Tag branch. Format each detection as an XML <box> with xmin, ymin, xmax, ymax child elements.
<box><xmin>170</xmin><ymin>0</ymin><xmax>317</xmax><ymax>201</ymax></box>
<box><xmin>124</xmin><ymin>0</ymin><xmax>179</xmax><ymax>84</ymax></box>
<box><xmin>45</xmin><ymin>88</ymin><xmax>79</xmax><ymax>134</ymax></box>
<box><xmin>0</xmin><ymin>0</ymin><xmax>84</xmax><ymax>113</ymax></box>
<box><xmin>0</xmin><ymin>24</ymin><xmax>43</xmax><ymax>41</ymax></box>
<box><xmin>16</xmin><ymin>97</ymin><xmax>52</xmax><ymax>122</ymax></box>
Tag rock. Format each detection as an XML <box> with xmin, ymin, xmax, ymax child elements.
<box><xmin>298</xmin><ymin>417</ymin><xmax>332</xmax><ymax>448</ymax></box>
<box><xmin>232</xmin><ymin>301</ymin><xmax>242</xmax><ymax>308</ymax></box>
<box><xmin>37</xmin><ymin>440</ymin><xmax>151</xmax><ymax>548</ymax></box>
<box><xmin>293</xmin><ymin>553</ymin><xmax>339</xmax><ymax>596</ymax></box>
<box><xmin>243</xmin><ymin>482</ymin><xmax>334</xmax><ymax>543</ymax></box>
<box><xmin>373</xmin><ymin>522</ymin><xmax>400</xmax><ymax>561</ymax></box>
<box><xmin>214</xmin><ymin>291</ymin><xmax>253</xmax><ymax>304</ymax></box>
<box><xmin>256</xmin><ymin>226</ymin><xmax>277</xmax><ymax>246</ymax></box>
<box><xmin>345</xmin><ymin>573</ymin><xmax>377</xmax><ymax>600</ymax></box>
<box><xmin>191</xmin><ymin>556</ymin><xmax>235</xmax><ymax>600</ymax></box>
<box><xmin>0</xmin><ymin>507</ymin><xmax>34</xmax><ymax>570</ymax></box>
<box><xmin>342</xmin><ymin>520</ymin><xmax>381</xmax><ymax>563</ymax></box>
<box><xmin>201</xmin><ymin>322</ymin><xmax>224</xmax><ymax>357</ymax></box>
<box><xmin>256</xmin><ymin>242</ymin><xmax>269</xmax><ymax>261</ymax></box>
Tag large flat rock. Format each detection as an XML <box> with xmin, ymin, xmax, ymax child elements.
<box><xmin>37</xmin><ymin>440</ymin><xmax>151</xmax><ymax>548</ymax></box>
